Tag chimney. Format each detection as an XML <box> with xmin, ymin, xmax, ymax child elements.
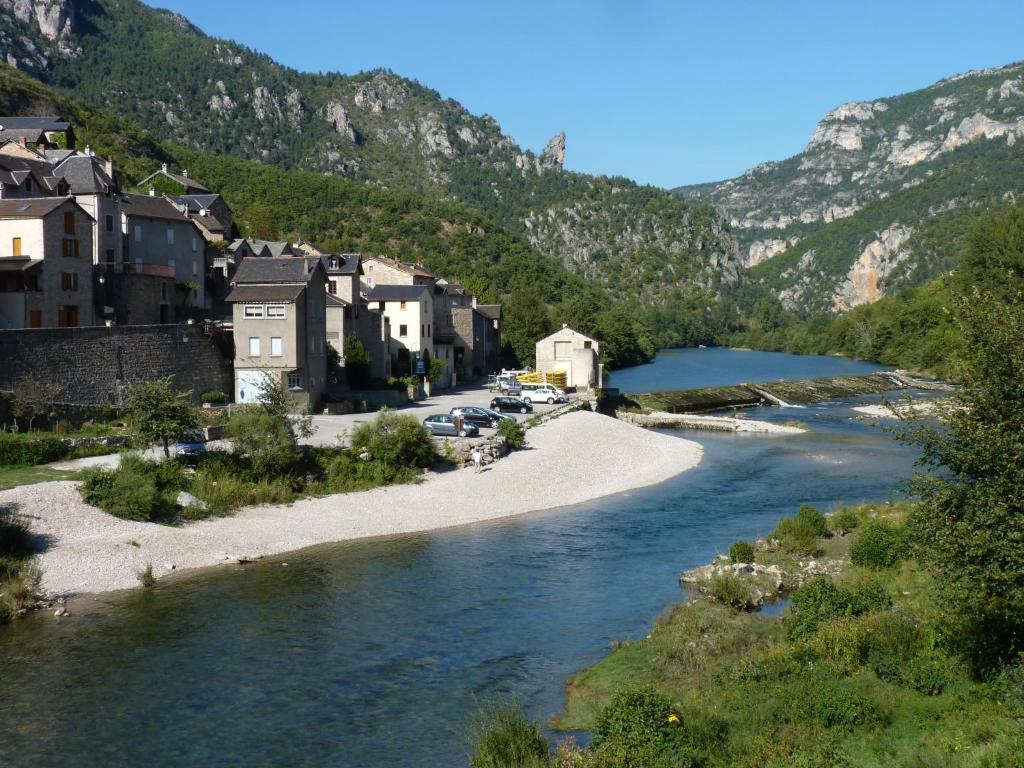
<box><xmin>105</xmin><ymin>155</ymin><xmax>114</xmax><ymax>178</ymax></box>
<box><xmin>182</xmin><ymin>169</ymin><xmax>188</xmax><ymax>178</ymax></box>
<box><xmin>148</xmin><ymin>186</ymin><xmax>156</xmax><ymax>196</ymax></box>
<box><xmin>37</xmin><ymin>142</ymin><xmax>46</xmax><ymax>152</ymax></box>
<box><xmin>18</xmin><ymin>135</ymin><xmax>27</xmax><ymax>146</ymax></box>
<box><xmin>161</xmin><ymin>162</ymin><xmax>168</xmax><ymax>173</ymax></box>
<box><xmin>84</xmin><ymin>145</ymin><xmax>92</xmax><ymax>156</ymax></box>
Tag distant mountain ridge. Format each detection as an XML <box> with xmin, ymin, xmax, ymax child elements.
<box><xmin>676</xmin><ymin>61</ymin><xmax>1024</xmax><ymax>314</ymax></box>
<box><xmin>0</xmin><ymin>0</ymin><xmax>737</xmax><ymax>302</ymax></box>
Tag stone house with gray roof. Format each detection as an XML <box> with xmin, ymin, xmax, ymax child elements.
<box><xmin>226</xmin><ymin>256</ymin><xmax>327</xmax><ymax>408</ymax></box>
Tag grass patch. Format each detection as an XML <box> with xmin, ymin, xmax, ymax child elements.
<box><xmin>0</xmin><ymin>465</ymin><xmax>78</xmax><ymax>491</ymax></box>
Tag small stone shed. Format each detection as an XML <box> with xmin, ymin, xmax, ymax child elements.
<box><xmin>535</xmin><ymin>325</ymin><xmax>601</xmax><ymax>390</ymax></box>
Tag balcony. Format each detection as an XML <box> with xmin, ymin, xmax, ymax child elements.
<box><xmin>95</xmin><ymin>262</ymin><xmax>175</xmax><ymax>279</ymax></box>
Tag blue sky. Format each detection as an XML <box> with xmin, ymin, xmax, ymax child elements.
<box><xmin>147</xmin><ymin>1</ymin><xmax>1024</xmax><ymax>188</ymax></box>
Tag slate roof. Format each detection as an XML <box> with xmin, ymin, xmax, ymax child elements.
<box><xmin>248</xmin><ymin>239</ymin><xmax>294</xmax><ymax>257</ymax></box>
<box><xmin>0</xmin><ymin>196</ymin><xmax>75</xmax><ymax>219</ymax></box>
<box><xmin>0</xmin><ymin>147</ymin><xmax>64</xmax><ymax>192</ymax></box>
<box><xmin>226</xmin><ymin>284</ymin><xmax>305</xmax><ymax>303</ymax></box>
<box><xmin>326</xmin><ymin>293</ymin><xmax>351</xmax><ymax>307</ymax></box>
<box><xmin>139</xmin><ymin>165</ymin><xmax>210</xmax><ymax>193</ymax></box>
<box><xmin>476</xmin><ymin>304</ymin><xmax>502</xmax><ymax>320</ymax></box>
<box><xmin>322</xmin><ymin>253</ymin><xmax>361</xmax><ymax>275</ymax></box>
<box><xmin>121</xmin><ymin>193</ymin><xmax>191</xmax><ymax>222</ymax></box>
<box><xmin>365</xmin><ymin>254</ymin><xmax>434</xmax><ymax>279</ymax></box>
<box><xmin>0</xmin><ymin>256</ymin><xmax>42</xmax><ymax>272</ymax></box>
<box><xmin>366</xmin><ymin>284</ymin><xmax>430</xmax><ymax>302</ymax></box>
<box><xmin>0</xmin><ymin>117</ymin><xmax>71</xmax><ymax>132</ymax></box>
<box><xmin>232</xmin><ymin>256</ymin><xmax>318</xmax><ymax>284</ymax></box>
<box><xmin>49</xmin><ymin>153</ymin><xmax>114</xmax><ymax>195</ymax></box>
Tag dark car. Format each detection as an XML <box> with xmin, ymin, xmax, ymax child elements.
<box><xmin>489</xmin><ymin>396</ymin><xmax>533</xmax><ymax>414</ymax></box>
<box><xmin>423</xmin><ymin>414</ymin><xmax>479</xmax><ymax>437</ymax></box>
<box><xmin>450</xmin><ymin>406</ymin><xmax>504</xmax><ymax>429</ymax></box>
<box><xmin>174</xmin><ymin>428</ymin><xmax>207</xmax><ymax>458</ymax></box>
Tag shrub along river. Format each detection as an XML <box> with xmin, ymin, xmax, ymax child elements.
<box><xmin>0</xmin><ymin>350</ymin><xmax>923</xmax><ymax>767</ymax></box>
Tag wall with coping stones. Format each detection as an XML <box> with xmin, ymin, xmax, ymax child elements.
<box><xmin>0</xmin><ymin>324</ymin><xmax>234</xmax><ymax>405</ymax></box>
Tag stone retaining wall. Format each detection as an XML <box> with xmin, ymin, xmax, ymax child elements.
<box><xmin>0</xmin><ymin>324</ymin><xmax>233</xmax><ymax>406</ymax></box>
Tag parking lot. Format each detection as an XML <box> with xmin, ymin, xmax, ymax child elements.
<box><xmin>303</xmin><ymin>383</ymin><xmax>567</xmax><ymax>446</ymax></box>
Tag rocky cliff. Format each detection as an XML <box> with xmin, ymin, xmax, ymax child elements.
<box><xmin>677</xmin><ymin>61</ymin><xmax>1024</xmax><ymax>313</ymax></box>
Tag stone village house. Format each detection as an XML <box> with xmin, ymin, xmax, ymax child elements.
<box><xmin>535</xmin><ymin>325</ymin><xmax>601</xmax><ymax>390</ymax></box>
<box><xmin>227</xmin><ymin>256</ymin><xmax>328</xmax><ymax>409</ymax></box>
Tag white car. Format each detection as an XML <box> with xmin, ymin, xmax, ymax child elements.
<box><xmin>522</xmin><ymin>386</ymin><xmax>566</xmax><ymax>405</ymax></box>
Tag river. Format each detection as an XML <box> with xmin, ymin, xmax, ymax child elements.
<box><xmin>0</xmin><ymin>350</ymin><xmax>915</xmax><ymax>768</ymax></box>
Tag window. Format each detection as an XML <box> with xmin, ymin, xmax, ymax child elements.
<box><xmin>61</xmin><ymin>238</ymin><xmax>79</xmax><ymax>258</ymax></box>
<box><xmin>161</xmin><ymin>283</ymin><xmax>167</xmax><ymax>300</ymax></box>
<box><xmin>584</xmin><ymin>340</ymin><xmax>592</xmax><ymax>349</ymax></box>
<box><xmin>287</xmin><ymin>372</ymin><xmax>301</xmax><ymax>389</ymax></box>
<box><xmin>191</xmin><ymin>237</ymin><xmax>197</xmax><ymax>253</ymax></box>
<box><xmin>244</xmin><ymin>305</ymin><xmax>265</xmax><ymax>319</ymax></box>
<box><xmin>64</xmin><ymin>212</ymin><xmax>75</xmax><ymax>234</ymax></box>
<box><xmin>329</xmin><ymin>257</ymin><xmax>339</xmax><ymax>269</ymax></box>
<box><xmin>266</xmin><ymin>305</ymin><xmax>286</xmax><ymax>319</ymax></box>
<box><xmin>400</xmin><ymin>301</ymin><xmax>406</xmax><ymax>310</ymax></box>
<box><xmin>166</xmin><ymin>226</ymin><xmax>174</xmax><ymax>245</ymax></box>
<box><xmin>248</xmin><ymin>337</ymin><xmax>260</xmax><ymax>356</ymax></box>
<box><xmin>168</xmin><ymin>259</ymin><xmax>176</xmax><ymax>270</ymax></box>
<box><xmin>60</xmin><ymin>272</ymin><xmax>79</xmax><ymax>291</ymax></box>
<box><xmin>25</xmin><ymin>178</ymin><xmax>32</xmax><ymax>193</ymax></box>
<box><xmin>134</xmin><ymin>224</ymin><xmax>142</xmax><ymax>242</ymax></box>
<box><xmin>105</xmin><ymin>249</ymin><xmax>114</xmax><ymax>262</ymax></box>
<box><xmin>28</xmin><ymin>310</ymin><xmax>41</xmax><ymax>329</ymax></box>
<box><xmin>58</xmin><ymin>305</ymin><xmax>78</xmax><ymax>328</ymax></box>
<box><xmin>328</xmin><ymin>279</ymin><xmax>337</xmax><ymax>295</ymax></box>
<box><xmin>192</xmin><ymin>260</ymin><xmax>197</xmax><ymax>277</ymax></box>
<box><xmin>399</xmin><ymin>324</ymin><xmax>408</xmax><ymax>337</ymax></box>
<box><xmin>270</xmin><ymin>337</ymin><xmax>283</xmax><ymax>357</ymax></box>
<box><xmin>105</xmin><ymin>215</ymin><xmax>113</xmax><ymax>232</ymax></box>
<box><xmin>11</xmin><ymin>237</ymin><xmax>21</xmax><ymax>256</ymax></box>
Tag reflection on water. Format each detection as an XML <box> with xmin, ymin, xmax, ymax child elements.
<box><xmin>0</xmin><ymin>387</ymin><xmax>917</xmax><ymax>766</ymax></box>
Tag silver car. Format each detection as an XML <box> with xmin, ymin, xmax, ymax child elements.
<box><xmin>423</xmin><ymin>414</ymin><xmax>479</xmax><ymax>437</ymax></box>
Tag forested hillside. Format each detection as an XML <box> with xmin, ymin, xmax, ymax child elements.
<box><xmin>0</xmin><ymin>0</ymin><xmax>737</xmax><ymax>302</ymax></box>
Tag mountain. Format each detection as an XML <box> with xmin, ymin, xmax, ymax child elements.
<box><xmin>677</xmin><ymin>61</ymin><xmax>1024</xmax><ymax>315</ymax></box>
<box><xmin>0</xmin><ymin>0</ymin><xmax>737</xmax><ymax>302</ymax></box>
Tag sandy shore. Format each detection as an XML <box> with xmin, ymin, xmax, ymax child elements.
<box><xmin>619</xmin><ymin>410</ymin><xmax>805</xmax><ymax>434</ymax></box>
<box><xmin>1</xmin><ymin>411</ymin><xmax>703</xmax><ymax>597</ymax></box>
<box><xmin>851</xmin><ymin>399</ymin><xmax>949</xmax><ymax>419</ymax></box>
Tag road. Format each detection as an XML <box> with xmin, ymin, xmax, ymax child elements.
<box><xmin>304</xmin><ymin>383</ymin><xmax>567</xmax><ymax>446</ymax></box>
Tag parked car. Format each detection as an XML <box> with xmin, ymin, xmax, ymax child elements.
<box><xmin>522</xmin><ymin>386</ymin><xmax>567</xmax><ymax>405</ymax></box>
<box><xmin>423</xmin><ymin>414</ymin><xmax>479</xmax><ymax>437</ymax></box>
<box><xmin>450</xmin><ymin>406</ymin><xmax>505</xmax><ymax>429</ymax></box>
<box><xmin>499</xmin><ymin>380</ymin><xmax>523</xmax><ymax>396</ymax></box>
<box><xmin>480</xmin><ymin>407</ymin><xmax>516</xmax><ymax>424</ymax></box>
<box><xmin>490</xmin><ymin>396</ymin><xmax>533</xmax><ymax>414</ymax></box>
<box><xmin>174</xmin><ymin>428</ymin><xmax>207</xmax><ymax>458</ymax></box>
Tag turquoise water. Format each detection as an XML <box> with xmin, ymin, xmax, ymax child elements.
<box><xmin>0</xmin><ymin>352</ymin><xmax>918</xmax><ymax>767</ymax></box>
<box><xmin>608</xmin><ymin>347</ymin><xmax>889</xmax><ymax>393</ymax></box>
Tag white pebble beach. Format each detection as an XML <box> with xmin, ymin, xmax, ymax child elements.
<box><xmin>0</xmin><ymin>411</ymin><xmax>703</xmax><ymax>597</ymax></box>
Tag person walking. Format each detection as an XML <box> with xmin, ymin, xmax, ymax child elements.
<box><xmin>471</xmin><ymin>448</ymin><xmax>483</xmax><ymax>473</ymax></box>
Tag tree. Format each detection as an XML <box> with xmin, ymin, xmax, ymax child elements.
<box><xmin>7</xmin><ymin>374</ymin><xmax>63</xmax><ymax>432</ymax></box>
<box><xmin>254</xmin><ymin>372</ymin><xmax>315</xmax><ymax>439</ymax></box>
<box><xmin>343</xmin><ymin>336</ymin><xmax>372</xmax><ymax>389</ymax></box>
<box><xmin>501</xmin><ymin>286</ymin><xmax>553</xmax><ymax>368</ymax></box>
<box><xmin>124</xmin><ymin>377</ymin><xmax>200</xmax><ymax>458</ymax></box>
<box><xmin>904</xmin><ymin>288</ymin><xmax>1024</xmax><ymax>673</ymax></box>
<box><xmin>959</xmin><ymin>205</ymin><xmax>1024</xmax><ymax>301</ymax></box>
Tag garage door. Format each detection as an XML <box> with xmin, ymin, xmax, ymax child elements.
<box><xmin>236</xmin><ymin>370</ymin><xmax>268</xmax><ymax>404</ymax></box>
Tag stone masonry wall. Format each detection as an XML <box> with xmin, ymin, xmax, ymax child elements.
<box><xmin>0</xmin><ymin>323</ymin><xmax>233</xmax><ymax>405</ymax></box>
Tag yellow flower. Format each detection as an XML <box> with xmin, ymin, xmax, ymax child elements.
<box><xmin>666</xmin><ymin>714</ymin><xmax>680</xmax><ymax>724</ymax></box>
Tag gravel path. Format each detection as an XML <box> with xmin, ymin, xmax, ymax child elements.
<box><xmin>1</xmin><ymin>412</ymin><xmax>703</xmax><ymax>597</ymax></box>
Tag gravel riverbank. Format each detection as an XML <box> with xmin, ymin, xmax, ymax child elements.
<box><xmin>1</xmin><ymin>411</ymin><xmax>703</xmax><ymax>597</ymax></box>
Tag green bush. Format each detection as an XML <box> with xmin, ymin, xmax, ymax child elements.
<box><xmin>0</xmin><ymin>434</ymin><xmax>66</xmax><ymax>466</ymax></box>
<box><xmin>728</xmin><ymin>540</ymin><xmax>755</xmax><ymax>563</ymax></box>
<box><xmin>771</xmin><ymin>505</ymin><xmax>829</xmax><ymax>555</ymax></box>
<box><xmin>592</xmin><ymin>686</ymin><xmax>687</xmax><ymax>766</ymax></box>
<box><xmin>200</xmin><ymin>390</ymin><xmax>229</xmax><ymax>404</ymax></box>
<box><xmin>830</xmin><ymin>508</ymin><xmax>860</xmax><ymax>535</ymax></box>
<box><xmin>796</xmin><ymin>680</ymin><xmax>883</xmax><ymax>731</ymax></box>
<box><xmin>850</xmin><ymin>521</ymin><xmax>909</xmax><ymax>569</ymax></box>
<box><xmin>497</xmin><ymin>418</ymin><xmax>526</xmax><ymax>450</ymax></box>
<box><xmin>80</xmin><ymin>454</ymin><xmax>185</xmax><ymax>522</ymax></box>
<box><xmin>349</xmin><ymin>409</ymin><xmax>435</xmax><ymax>469</ymax></box>
<box><xmin>707</xmin><ymin>572</ymin><xmax>759</xmax><ymax>609</ymax></box>
<box><xmin>226</xmin><ymin>410</ymin><xmax>300</xmax><ymax>478</ymax></box>
<box><xmin>469</xmin><ymin>701</ymin><xmax>548</xmax><ymax>768</ymax></box>
<box><xmin>809</xmin><ymin>616</ymin><xmax>872</xmax><ymax>675</ymax></box>
<box><xmin>790</xmin><ymin>578</ymin><xmax>889</xmax><ymax>645</ymax></box>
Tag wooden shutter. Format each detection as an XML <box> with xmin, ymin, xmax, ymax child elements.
<box><xmin>12</xmin><ymin>237</ymin><xmax>21</xmax><ymax>256</ymax></box>
<box><xmin>64</xmin><ymin>212</ymin><xmax>75</xmax><ymax>234</ymax></box>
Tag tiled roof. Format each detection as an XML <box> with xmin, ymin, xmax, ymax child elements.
<box><xmin>367</xmin><ymin>284</ymin><xmax>430</xmax><ymax>302</ymax></box>
<box><xmin>233</xmin><ymin>256</ymin><xmax>316</xmax><ymax>284</ymax></box>
<box><xmin>365</xmin><ymin>254</ymin><xmax>435</xmax><ymax>279</ymax></box>
<box><xmin>50</xmin><ymin>153</ymin><xmax>114</xmax><ymax>195</ymax></box>
<box><xmin>322</xmin><ymin>253</ymin><xmax>360</xmax><ymax>275</ymax></box>
<box><xmin>0</xmin><ymin>196</ymin><xmax>74</xmax><ymax>219</ymax></box>
<box><xmin>326</xmin><ymin>293</ymin><xmax>351</xmax><ymax>307</ymax></box>
<box><xmin>226</xmin><ymin>284</ymin><xmax>304</xmax><ymax>303</ymax></box>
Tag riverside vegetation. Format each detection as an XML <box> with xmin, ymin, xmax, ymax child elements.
<box><xmin>468</xmin><ymin>269</ymin><xmax>1024</xmax><ymax>765</ymax></box>
<box><xmin>79</xmin><ymin>376</ymin><xmax>438</xmax><ymax>523</ymax></box>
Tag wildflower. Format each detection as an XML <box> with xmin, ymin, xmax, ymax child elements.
<box><xmin>667</xmin><ymin>713</ymin><xmax>680</xmax><ymax>724</ymax></box>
